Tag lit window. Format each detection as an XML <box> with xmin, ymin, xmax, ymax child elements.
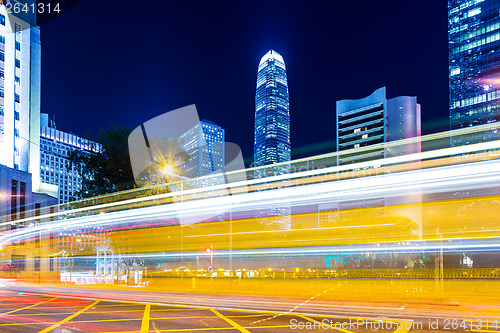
<box><xmin>468</xmin><ymin>8</ymin><xmax>481</xmax><ymax>17</ymax></box>
<box><xmin>451</xmin><ymin>67</ymin><xmax>461</xmax><ymax>76</ymax></box>
<box><xmin>362</xmin><ymin>134</ymin><xmax>368</xmax><ymax>139</ymax></box>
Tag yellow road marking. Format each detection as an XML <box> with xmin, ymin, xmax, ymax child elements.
<box><xmin>250</xmin><ymin>325</ymin><xmax>291</xmax><ymax>328</ymax></box>
<box><xmin>0</xmin><ymin>309</ymin><xmax>276</xmax><ymax>327</ymax></box>
<box><xmin>71</xmin><ymin>317</ymin><xmax>143</xmax><ymax>324</ymax></box>
<box><xmin>37</xmin><ymin>300</ymin><xmax>99</xmax><ymax>333</ymax></box>
<box><xmin>296</xmin><ymin>314</ymin><xmax>355</xmax><ymax>333</ymax></box>
<box><xmin>88</xmin><ymin>308</ymin><xmax>194</xmax><ymax>314</ymax></box>
<box><xmin>156</xmin><ymin>325</ymin><xmax>293</xmax><ymax>331</ymax></box>
<box><xmin>69</xmin><ymin>313</ymin><xmax>271</xmax><ymax>324</ymax></box>
<box><xmin>101</xmin><ymin>328</ymin><xmax>232</xmax><ymax>333</ymax></box>
<box><xmin>229</xmin><ymin>314</ymin><xmax>269</xmax><ymax>318</ymax></box>
<box><xmin>211</xmin><ymin>309</ymin><xmax>251</xmax><ymax>333</ymax></box>
<box><xmin>93</xmin><ymin>303</ymin><xmax>147</xmax><ymax>308</ymax></box>
<box><xmin>394</xmin><ymin>320</ymin><xmax>413</xmax><ymax>333</ymax></box>
<box><xmin>158</xmin><ymin>329</ymin><xmax>234</xmax><ymax>332</ymax></box>
<box><xmin>32</xmin><ymin>304</ymin><xmax>106</xmax><ymax>310</ymax></box>
<box><xmin>151</xmin><ymin>308</ymin><xmax>199</xmax><ymax>312</ymax></box>
<box><xmin>0</xmin><ymin>298</ymin><xmax>57</xmax><ymax>317</ymax></box>
<box><xmin>99</xmin><ymin>331</ymin><xmax>141</xmax><ymax>333</ymax></box>
<box><xmin>98</xmin><ymin>324</ymin><xmax>324</xmax><ymax>333</ymax></box>
<box><xmin>140</xmin><ymin>304</ymin><xmax>151</xmax><ymax>333</ymax></box>
<box><xmin>0</xmin><ymin>308</ymin><xmax>188</xmax><ymax>319</ymax></box>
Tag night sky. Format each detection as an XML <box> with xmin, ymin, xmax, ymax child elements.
<box><xmin>40</xmin><ymin>0</ymin><xmax>449</xmax><ymax>163</ymax></box>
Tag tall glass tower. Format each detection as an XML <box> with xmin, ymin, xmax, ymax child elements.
<box><xmin>254</xmin><ymin>50</ymin><xmax>291</xmax><ymax>167</ymax></box>
<box><xmin>449</xmin><ymin>0</ymin><xmax>500</xmax><ymax>145</ymax></box>
<box><xmin>254</xmin><ymin>50</ymin><xmax>291</xmax><ymax>230</ymax></box>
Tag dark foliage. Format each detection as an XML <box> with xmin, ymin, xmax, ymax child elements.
<box><xmin>68</xmin><ymin>126</ymin><xmax>135</xmax><ymax>198</ymax></box>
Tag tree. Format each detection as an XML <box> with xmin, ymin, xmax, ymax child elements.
<box><xmin>68</xmin><ymin>126</ymin><xmax>135</xmax><ymax>198</ymax></box>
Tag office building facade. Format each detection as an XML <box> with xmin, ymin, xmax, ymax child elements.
<box><xmin>0</xmin><ymin>3</ymin><xmax>41</xmax><ymax>188</ymax></box>
<box><xmin>254</xmin><ymin>49</ymin><xmax>291</xmax><ymax>167</ymax></box>
<box><xmin>331</xmin><ymin>87</ymin><xmax>422</xmax><ymax>233</ymax></box>
<box><xmin>40</xmin><ymin>114</ymin><xmax>101</xmax><ymax>203</ymax></box>
<box><xmin>0</xmin><ymin>2</ymin><xmax>56</xmax><ymax>231</ymax></box>
<box><xmin>336</xmin><ymin>87</ymin><xmax>421</xmax><ymax>165</ymax></box>
<box><xmin>179</xmin><ymin>119</ymin><xmax>225</xmax><ymax>187</ymax></box>
<box><xmin>449</xmin><ymin>0</ymin><xmax>500</xmax><ymax>145</ymax></box>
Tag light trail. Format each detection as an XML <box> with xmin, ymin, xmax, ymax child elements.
<box><xmin>1</xmin><ymin>123</ymin><xmax>500</xmax><ymax>228</ymax></box>
<box><xmin>2</xmin><ymin>124</ymin><xmax>500</xmax><ymax>307</ymax></box>
<box><xmin>3</xmin><ymin>157</ymin><xmax>500</xmax><ymax>248</ymax></box>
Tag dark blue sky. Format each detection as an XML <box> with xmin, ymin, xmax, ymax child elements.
<box><xmin>40</xmin><ymin>0</ymin><xmax>449</xmax><ymax>161</ymax></box>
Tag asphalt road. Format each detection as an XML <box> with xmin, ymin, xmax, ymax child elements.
<box><xmin>0</xmin><ymin>282</ymin><xmax>499</xmax><ymax>332</ymax></box>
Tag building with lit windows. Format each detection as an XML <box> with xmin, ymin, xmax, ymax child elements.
<box><xmin>336</xmin><ymin>87</ymin><xmax>421</xmax><ymax>165</ymax></box>
<box><xmin>39</xmin><ymin>114</ymin><xmax>101</xmax><ymax>204</ymax></box>
<box><xmin>0</xmin><ymin>2</ymin><xmax>58</xmax><ymax>231</ymax></box>
<box><xmin>0</xmin><ymin>3</ymin><xmax>41</xmax><ymax>186</ymax></box>
<box><xmin>328</xmin><ymin>87</ymin><xmax>422</xmax><ymax>232</ymax></box>
<box><xmin>254</xmin><ymin>50</ymin><xmax>291</xmax><ymax>230</ymax></box>
<box><xmin>179</xmin><ymin>120</ymin><xmax>225</xmax><ymax>187</ymax></box>
<box><xmin>254</xmin><ymin>49</ymin><xmax>291</xmax><ymax>168</ymax></box>
<box><xmin>449</xmin><ymin>0</ymin><xmax>500</xmax><ymax>145</ymax></box>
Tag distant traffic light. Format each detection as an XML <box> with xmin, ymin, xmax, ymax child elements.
<box><xmin>205</xmin><ymin>247</ymin><xmax>212</xmax><ymax>254</ymax></box>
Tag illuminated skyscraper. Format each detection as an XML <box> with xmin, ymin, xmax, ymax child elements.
<box><xmin>336</xmin><ymin>87</ymin><xmax>421</xmax><ymax>165</ymax></box>
<box><xmin>179</xmin><ymin>119</ymin><xmax>225</xmax><ymax>187</ymax></box>
<box><xmin>0</xmin><ymin>4</ymin><xmax>41</xmax><ymax>185</ymax></box>
<box><xmin>449</xmin><ymin>0</ymin><xmax>500</xmax><ymax>145</ymax></box>
<box><xmin>254</xmin><ymin>50</ymin><xmax>291</xmax><ymax>230</ymax></box>
<box><xmin>332</xmin><ymin>87</ymin><xmax>422</xmax><ymax>233</ymax></box>
<box><xmin>0</xmin><ymin>3</ymin><xmax>58</xmax><ymax>229</ymax></box>
<box><xmin>254</xmin><ymin>49</ymin><xmax>291</xmax><ymax>167</ymax></box>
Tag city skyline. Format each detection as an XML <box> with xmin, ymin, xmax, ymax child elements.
<box><xmin>40</xmin><ymin>0</ymin><xmax>450</xmax><ymax>161</ymax></box>
<box><xmin>0</xmin><ymin>0</ymin><xmax>499</xmax><ymax>328</ymax></box>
